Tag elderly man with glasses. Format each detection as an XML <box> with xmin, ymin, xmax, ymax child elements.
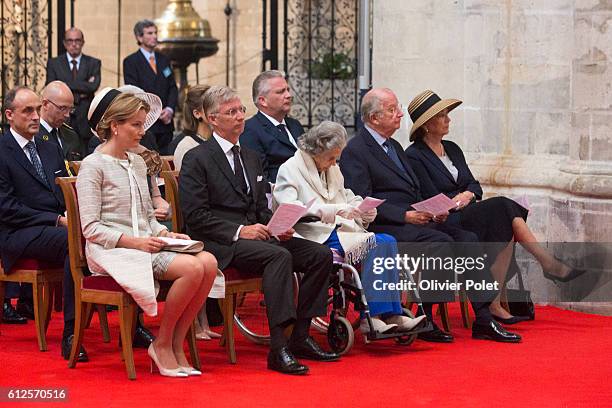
<box><xmin>37</xmin><ymin>81</ymin><xmax>83</xmax><ymax>162</ymax></box>
<box><xmin>45</xmin><ymin>27</ymin><xmax>101</xmax><ymax>151</ymax></box>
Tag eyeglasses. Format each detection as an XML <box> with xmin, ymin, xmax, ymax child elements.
<box><xmin>64</xmin><ymin>38</ymin><xmax>83</xmax><ymax>45</ymax></box>
<box><xmin>213</xmin><ymin>105</ymin><xmax>247</xmax><ymax>118</ymax></box>
<box><xmin>46</xmin><ymin>99</ymin><xmax>75</xmax><ymax>114</ymax></box>
<box><xmin>383</xmin><ymin>104</ymin><xmax>404</xmax><ymax>116</ymax></box>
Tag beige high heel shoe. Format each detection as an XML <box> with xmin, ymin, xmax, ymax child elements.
<box><xmin>148</xmin><ymin>344</ymin><xmax>188</xmax><ymax>378</ymax></box>
<box><xmin>179</xmin><ymin>366</ymin><xmax>202</xmax><ymax>376</ymax></box>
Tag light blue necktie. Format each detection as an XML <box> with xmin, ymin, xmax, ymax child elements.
<box><xmin>24</xmin><ymin>141</ymin><xmax>49</xmax><ymax>188</ymax></box>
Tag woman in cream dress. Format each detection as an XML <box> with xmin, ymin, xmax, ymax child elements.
<box><xmin>77</xmin><ymin>88</ymin><xmax>218</xmax><ymax>377</ymax></box>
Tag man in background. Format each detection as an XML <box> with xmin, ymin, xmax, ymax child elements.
<box><xmin>46</xmin><ymin>27</ymin><xmax>101</xmax><ymax>152</ymax></box>
<box><xmin>240</xmin><ymin>70</ymin><xmax>305</xmax><ymax>183</ymax></box>
<box><xmin>123</xmin><ymin>19</ymin><xmax>177</xmax><ymax>154</ymax></box>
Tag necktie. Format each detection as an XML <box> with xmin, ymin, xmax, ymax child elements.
<box><xmin>231</xmin><ymin>145</ymin><xmax>248</xmax><ymax>193</ymax></box>
<box><xmin>50</xmin><ymin>128</ymin><xmax>62</xmax><ymax>148</ymax></box>
<box><xmin>276</xmin><ymin>124</ymin><xmax>292</xmax><ymax>144</ymax></box>
<box><xmin>70</xmin><ymin>59</ymin><xmax>78</xmax><ymax>80</ymax></box>
<box><xmin>383</xmin><ymin>141</ymin><xmax>416</xmax><ymax>187</ymax></box>
<box><xmin>24</xmin><ymin>141</ymin><xmax>49</xmax><ymax>188</ymax></box>
<box><xmin>148</xmin><ymin>54</ymin><xmax>157</xmax><ymax>74</ymax></box>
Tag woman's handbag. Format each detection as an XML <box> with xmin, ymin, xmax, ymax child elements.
<box><xmin>506</xmin><ymin>266</ymin><xmax>535</xmax><ymax>320</ymax></box>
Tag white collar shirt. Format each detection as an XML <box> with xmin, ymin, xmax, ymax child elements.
<box><xmin>259</xmin><ymin>111</ymin><xmax>297</xmax><ymax>148</ymax></box>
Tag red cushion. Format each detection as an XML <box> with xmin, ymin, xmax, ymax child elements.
<box><xmin>223</xmin><ymin>267</ymin><xmax>261</xmax><ymax>282</ymax></box>
<box><xmin>82</xmin><ymin>275</ymin><xmax>126</xmax><ymax>292</ymax></box>
<box><xmin>7</xmin><ymin>259</ymin><xmax>63</xmax><ymax>271</ymax></box>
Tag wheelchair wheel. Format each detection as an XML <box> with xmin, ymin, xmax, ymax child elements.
<box><xmin>327</xmin><ymin>315</ymin><xmax>354</xmax><ymax>355</ymax></box>
<box><xmin>234</xmin><ymin>291</ymin><xmax>270</xmax><ymax>345</ymax></box>
<box><xmin>234</xmin><ymin>273</ymin><xmax>300</xmax><ymax>345</ymax></box>
<box><xmin>312</xmin><ymin>291</ymin><xmax>361</xmax><ymax>333</ymax></box>
<box><xmin>394</xmin><ymin>307</ymin><xmax>418</xmax><ymax>346</ymax></box>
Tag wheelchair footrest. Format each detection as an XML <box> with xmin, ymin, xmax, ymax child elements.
<box><xmin>365</xmin><ymin>321</ymin><xmax>433</xmax><ymax>341</ymax></box>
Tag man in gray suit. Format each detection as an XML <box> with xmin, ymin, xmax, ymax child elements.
<box><xmin>46</xmin><ymin>28</ymin><xmax>101</xmax><ymax>151</ymax></box>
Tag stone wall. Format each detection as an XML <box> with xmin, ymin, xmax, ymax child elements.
<box><xmin>373</xmin><ymin>0</ymin><xmax>612</xmax><ymax>314</ymax></box>
<box><xmin>72</xmin><ymin>0</ymin><xmax>262</xmax><ymax>114</ymax></box>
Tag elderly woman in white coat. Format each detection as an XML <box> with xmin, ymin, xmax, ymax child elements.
<box><xmin>273</xmin><ymin>121</ymin><xmax>425</xmax><ymax>334</ymax></box>
<box><xmin>77</xmin><ymin>88</ymin><xmax>218</xmax><ymax>377</ymax></box>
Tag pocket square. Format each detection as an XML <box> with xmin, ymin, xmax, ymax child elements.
<box><xmin>54</xmin><ymin>170</ymin><xmax>62</xmax><ymax>174</ymax></box>
<box><xmin>257</xmin><ymin>175</ymin><xmax>263</xmax><ymax>182</ymax></box>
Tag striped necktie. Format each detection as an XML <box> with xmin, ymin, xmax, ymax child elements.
<box><xmin>24</xmin><ymin>141</ymin><xmax>50</xmax><ymax>188</ymax></box>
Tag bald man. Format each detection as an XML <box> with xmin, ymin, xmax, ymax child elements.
<box><xmin>37</xmin><ymin>81</ymin><xmax>84</xmax><ymax>161</ymax></box>
<box><xmin>46</xmin><ymin>27</ymin><xmax>101</xmax><ymax>148</ymax></box>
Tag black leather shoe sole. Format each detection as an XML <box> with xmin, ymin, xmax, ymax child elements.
<box><xmin>290</xmin><ymin>350</ymin><xmax>340</xmax><ymax>362</ymax></box>
<box><xmin>472</xmin><ymin>332</ymin><xmax>522</xmax><ymax>343</ymax></box>
<box><xmin>2</xmin><ymin>317</ymin><xmax>28</xmax><ymax>324</ymax></box>
<box><xmin>267</xmin><ymin>362</ymin><xmax>309</xmax><ymax>375</ymax></box>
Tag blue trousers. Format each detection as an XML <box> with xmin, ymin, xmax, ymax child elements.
<box><xmin>325</xmin><ymin>231</ymin><xmax>402</xmax><ymax>317</ymax></box>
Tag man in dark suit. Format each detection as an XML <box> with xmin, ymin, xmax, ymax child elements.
<box><xmin>123</xmin><ymin>19</ymin><xmax>178</xmax><ymax>155</ymax></box>
<box><xmin>240</xmin><ymin>70</ymin><xmax>305</xmax><ymax>182</ymax></box>
<box><xmin>0</xmin><ymin>86</ymin><xmax>87</xmax><ymax>360</ymax></box>
<box><xmin>46</xmin><ymin>28</ymin><xmax>101</xmax><ymax>151</ymax></box>
<box><xmin>339</xmin><ymin>87</ymin><xmax>521</xmax><ymax>343</ymax></box>
<box><xmin>37</xmin><ymin>81</ymin><xmax>84</xmax><ymax>162</ymax></box>
<box><xmin>180</xmin><ymin>86</ymin><xmax>338</xmax><ymax>375</ymax></box>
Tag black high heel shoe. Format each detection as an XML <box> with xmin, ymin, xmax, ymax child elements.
<box><xmin>543</xmin><ymin>257</ymin><xmax>586</xmax><ymax>283</ymax></box>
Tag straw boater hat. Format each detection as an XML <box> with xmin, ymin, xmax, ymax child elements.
<box><xmin>407</xmin><ymin>90</ymin><xmax>462</xmax><ymax>141</ymax></box>
<box><xmin>87</xmin><ymin>85</ymin><xmax>162</xmax><ymax>138</ymax></box>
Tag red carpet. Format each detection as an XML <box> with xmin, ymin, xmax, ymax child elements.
<box><xmin>1</xmin><ymin>304</ymin><xmax>611</xmax><ymax>407</ymax></box>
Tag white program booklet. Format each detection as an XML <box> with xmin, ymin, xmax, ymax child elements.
<box><xmin>158</xmin><ymin>237</ymin><xmax>204</xmax><ymax>253</ymax></box>
<box><xmin>267</xmin><ymin>198</ymin><xmax>315</xmax><ymax>236</ymax></box>
<box><xmin>411</xmin><ymin>193</ymin><xmax>458</xmax><ymax>216</ymax></box>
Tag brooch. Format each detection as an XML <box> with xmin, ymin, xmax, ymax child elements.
<box><xmin>42</xmin><ymin>134</ymin><xmax>49</xmax><ymax>141</ymax></box>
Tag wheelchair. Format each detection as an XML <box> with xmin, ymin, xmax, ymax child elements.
<box><xmin>310</xmin><ymin>249</ymin><xmax>432</xmax><ymax>355</ymax></box>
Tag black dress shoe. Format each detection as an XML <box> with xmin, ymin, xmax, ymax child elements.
<box><xmin>2</xmin><ymin>301</ymin><xmax>27</xmax><ymax>324</ymax></box>
<box><xmin>289</xmin><ymin>336</ymin><xmax>340</xmax><ymax>362</ymax></box>
<box><xmin>267</xmin><ymin>347</ymin><xmax>309</xmax><ymax>375</ymax></box>
<box><xmin>417</xmin><ymin>322</ymin><xmax>454</xmax><ymax>343</ymax></box>
<box><xmin>16</xmin><ymin>300</ymin><xmax>35</xmax><ymax>320</ymax></box>
<box><xmin>61</xmin><ymin>334</ymin><xmax>89</xmax><ymax>362</ymax></box>
<box><xmin>472</xmin><ymin>320</ymin><xmax>521</xmax><ymax>343</ymax></box>
<box><xmin>492</xmin><ymin>314</ymin><xmax>530</xmax><ymax>325</ymax></box>
<box><xmin>132</xmin><ymin>325</ymin><xmax>155</xmax><ymax>348</ymax></box>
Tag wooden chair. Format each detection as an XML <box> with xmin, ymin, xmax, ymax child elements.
<box><xmin>0</xmin><ymin>261</ymin><xmax>64</xmax><ymax>351</ymax></box>
<box><xmin>161</xmin><ymin>170</ymin><xmax>264</xmax><ymax>363</ymax></box>
<box><xmin>57</xmin><ymin>177</ymin><xmax>200</xmax><ymax>379</ymax></box>
<box><xmin>160</xmin><ymin>156</ymin><xmax>174</xmax><ymax>172</ymax></box>
<box><xmin>68</xmin><ymin>161</ymin><xmax>81</xmax><ymax>176</ymax></box>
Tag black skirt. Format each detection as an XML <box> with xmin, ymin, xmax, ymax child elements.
<box><xmin>458</xmin><ymin>196</ymin><xmax>528</xmax><ymax>243</ymax></box>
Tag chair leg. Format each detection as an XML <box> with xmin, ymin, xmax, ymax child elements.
<box><xmin>439</xmin><ymin>303</ymin><xmax>451</xmax><ymax>333</ymax></box>
<box><xmin>187</xmin><ymin>321</ymin><xmax>201</xmax><ymax>371</ymax></box>
<box><xmin>459</xmin><ymin>289</ymin><xmax>472</xmax><ymax>329</ymax></box>
<box><xmin>218</xmin><ymin>299</ymin><xmax>226</xmax><ymax>347</ymax></box>
<box><xmin>118</xmin><ymin>299</ymin><xmax>137</xmax><ymax>380</ymax></box>
<box><xmin>43</xmin><ymin>283</ymin><xmax>53</xmax><ymax>332</ymax></box>
<box><xmin>220</xmin><ymin>295</ymin><xmax>236</xmax><ymax>364</ymax></box>
<box><xmin>33</xmin><ymin>280</ymin><xmax>48</xmax><ymax>351</ymax></box>
<box><xmin>85</xmin><ymin>304</ymin><xmax>95</xmax><ymax>329</ymax></box>
<box><xmin>96</xmin><ymin>305</ymin><xmax>111</xmax><ymax>343</ymax></box>
<box><xmin>68</xmin><ymin>300</ymin><xmax>88</xmax><ymax>368</ymax></box>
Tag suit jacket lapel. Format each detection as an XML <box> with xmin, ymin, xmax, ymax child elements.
<box><xmin>361</xmin><ymin>128</ymin><xmax>415</xmax><ymax>186</ymax></box>
<box><xmin>257</xmin><ymin>112</ymin><xmax>297</xmax><ymax>150</ymax></box>
<box><xmin>418</xmin><ymin>141</ymin><xmax>457</xmax><ymax>184</ymax></box>
<box><xmin>209</xmin><ymin>137</ymin><xmax>247</xmax><ymax>198</ymax></box>
<box><xmin>4</xmin><ymin>132</ymin><xmax>51</xmax><ymax>190</ymax></box>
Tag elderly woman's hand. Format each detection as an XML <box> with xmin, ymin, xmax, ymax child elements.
<box><xmin>361</xmin><ymin>208</ymin><xmax>377</xmax><ymax>223</ymax></box>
